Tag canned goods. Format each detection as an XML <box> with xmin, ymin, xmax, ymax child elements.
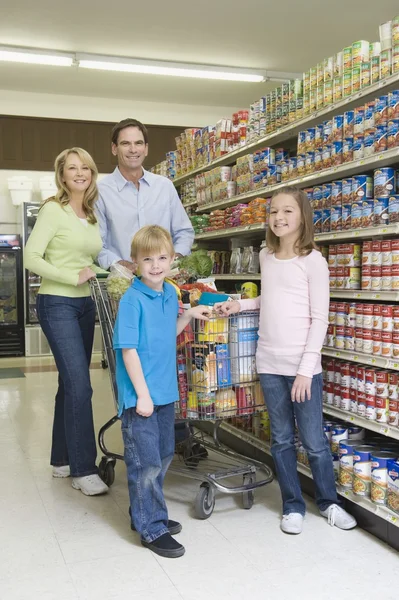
<box><xmin>388</xmin><ymin>119</ymin><xmax>399</xmax><ymax>148</ymax></box>
<box><xmin>339</xmin><ymin>439</ymin><xmax>360</xmax><ymax>488</ymax></box>
<box><xmin>371</xmin><ymin>240</ymin><xmax>382</xmax><ymax>265</ymax></box>
<box><xmin>389</xmin><ymin>194</ymin><xmax>399</xmax><ymax>223</ymax></box>
<box><xmin>333</xmin><ymin>384</ymin><xmax>341</xmax><ymax>407</ymax></box>
<box><xmin>357</xmin><ymin>366</ymin><xmax>365</xmax><ymax>391</ymax></box>
<box><xmin>387</xmin><ymin>459</ymin><xmax>399</xmax><ymax>514</ymax></box>
<box><xmin>357</xmin><ymin>391</ymin><xmax>367</xmax><ymax>417</ymax></box>
<box><xmin>362</xmin><ymin>304</ymin><xmax>373</xmax><ymax>328</ymax></box>
<box><xmin>344</xmin><ymin>110</ymin><xmax>354</xmax><ymax>137</ymax></box>
<box><xmin>340</xmin><ymin>387</ymin><xmax>351</xmax><ymax>410</ymax></box>
<box><xmin>393</xmin><ymin>332</ymin><xmax>399</xmax><ymax>358</ymax></box>
<box><xmin>353</xmin><ymin>175</ymin><xmax>373</xmax><ymax>201</ymax></box>
<box><xmin>388</xmin><ymin>90</ymin><xmax>399</xmax><ymax>119</ymax></box>
<box><xmin>325</xmin><ymin>381</ymin><xmax>334</xmax><ymax>405</ymax></box>
<box><xmin>331</xmin><ymin>180</ymin><xmax>342</xmax><ymax>205</ymax></box>
<box><xmin>376</xmin><ymin>370</ymin><xmax>389</xmax><ymax>397</ymax></box>
<box><xmin>389</xmin><ymin>398</ymin><xmax>399</xmax><ymax>426</ymax></box>
<box><xmin>354</xmin><ymin>107</ymin><xmax>365</xmax><ymax>133</ymax></box>
<box><xmin>355</xmin><ymin>328</ymin><xmax>363</xmax><ymax>353</ymax></box>
<box><xmin>372</xmin><ymin>329</ymin><xmax>382</xmax><ymax>354</ymax></box>
<box><xmin>343</xmin><ymin>137</ymin><xmax>353</xmax><ymax>163</ymax></box>
<box><xmin>362</xmin><ymin>265</ymin><xmax>372</xmax><ymax>290</ymax></box>
<box><xmin>342</xmin><ymin>203</ymin><xmax>352</xmax><ymax>230</ymax></box>
<box><xmin>374</xmin><ymin>197</ymin><xmax>389</xmax><ymax>225</ymax></box>
<box><xmin>353</xmin><ymin>445</ymin><xmax>376</xmax><ymax>497</ymax></box>
<box><xmin>375</xmin><ymin>95</ymin><xmax>388</xmax><ymax>125</ymax></box>
<box><xmin>362</xmin><ymin>241</ymin><xmax>372</xmax><ymax>265</ymax></box>
<box><xmin>376</xmin><ymin>396</ymin><xmax>389</xmax><ymax>423</ymax></box>
<box><xmin>371</xmin><ymin>56</ymin><xmax>380</xmax><ymax>83</ymax></box>
<box><xmin>374</xmin><ymin>167</ymin><xmax>396</xmax><ymax>197</ymax></box>
<box><xmin>371</xmin><ymin>451</ymin><xmax>398</xmax><ymax>505</ymax></box>
<box><xmin>382</xmin><ymin>266</ymin><xmax>392</xmax><ymax>290</ymax></box>
<box><xmin>365</xmin><ymin>394</ymin><xmax>376</xmax><ymax>420</ymax></box>
<box><xmin>364</xmin><ymin>101</ymin><xmax>375</xmax><ymax>129</ymax></box>
<box><xmin>348</xmin><ymin>426</ymin><xmax>365</xmax><ymax>440</ymax></box>
<box><xmin>350</xmin><ymin>364</ymin><xmax>358</xmax><ymax>389</ymax></box>
<box><xmin>355</xmin><ymin>304</ymin><xmax>364</xmax><ymax>327</ymax></box>
<box><xmin>373</xmin><ymin>304</ymin><xmax>382</xmax><ymax>330</ymax></box>
<box><xmin>365</xmin><ymin>368</ymin><xmax>376</xmax><ymax>395</ymax></box>
<box><xmin>331</xmin><ymin>426</ymin><xmax>348</xmax><ymax>453</ymax></box>
<box><xmin>350</xmin><ymin>389</ymin><xmax>358</xmax><ymax>413</ymax></box>
<box><xmin>380</xmin><ymin>49</ymin><xmax>392</xmax><ymax>79</ymax></box>
<box><xmin>351</xmin><ymin>202</ymin><xmax>362</xmax><ymax>229</ymax></box>
<box><xmin>375</xmin><ymin>124</ymin><xmax>388</xmax><ymax>152</ymax></box>
<box><xmin>382</xmin><ymin>241</ymin><xmax>392</xmax><ymax>266</ymax></box>
<box><xmin>362</xmin><ymin>199</ymin><xmax>374</xmax><ymax>228</ymax></box>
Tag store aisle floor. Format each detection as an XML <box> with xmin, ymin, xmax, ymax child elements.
<box><xmin>1</xmin><ymin>355</ymin><xmax>398</xmax><ymax>600</ymax></box>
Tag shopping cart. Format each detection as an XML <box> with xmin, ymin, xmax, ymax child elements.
<box><xmin>91</xmin><ymin>276</ymin><xmax>273</xmax><ymax>519</ymax></box>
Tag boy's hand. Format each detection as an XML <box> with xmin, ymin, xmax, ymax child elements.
<box><xmin>214</xmin><ymin>300</ymin><xmax>241</xmax><ymax>316</ymax></box>
<box><xmin>187</xmin><ymin>305</ymin><xmax>212</xmax><ymax>321</ymax></box>
<box><xmin>136</xmin><ymin>395</ymin><xmax>154</xmax><ymax>417</ymax></box>
<box><xmin>291</xmin><ymin>374</ymin><xmax>312</xmax><ymax>403</ymax></box>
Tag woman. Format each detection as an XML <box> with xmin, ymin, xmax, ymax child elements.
<box><xmin>24</xmin><ymin>147</ymin><xmax>108</xmax><ymax>496</ymax></box>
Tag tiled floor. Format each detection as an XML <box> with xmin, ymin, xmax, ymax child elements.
<box><xmin>1</xmin><ymin>355</ymin><xmax>398</xmax><ymax>600</ymax></box>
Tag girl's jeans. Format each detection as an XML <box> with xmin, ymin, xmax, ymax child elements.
<box><xmin>37</xmin><ymin>294</ymin><xmax>98</xmax><ymax>477</ymax></box>
<box><xmin>259</xmin><ymin>373</ymin><xmax>339</xmax><ymax>515</ymax></box>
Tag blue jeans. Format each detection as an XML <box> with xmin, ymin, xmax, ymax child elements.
<box><xmin>37</xmin><ymin>294</ymin><xmax>98</xmax><ymax>477</ymax></box>
<box><xmin>259</xmin><ymin>373</ymin><xmax>339</xmax><ymax>515</ymax></box>
<box><xmin>121</xmin><ymin>402</ymin><xmax>175</xmax><ymax>543</ymax></box>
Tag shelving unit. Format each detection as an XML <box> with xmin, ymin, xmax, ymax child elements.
<box><xmin>173</xmin><ymin>66</ymin><xmax>399</xmax><ymax>535</ymax></box>
<box><xmin>173</xmin><ymin>72</ymin><xmax>399</xmax><ymax>186</ymax></box>
<box><xmin>322</xmin><ymin>346</ymin><xmax>399</xmax><ymax>370</ymax></box>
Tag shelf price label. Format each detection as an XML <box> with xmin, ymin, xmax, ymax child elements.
<box><xmin>386</xmin><ymin>515</ymin><xmax>398</xmax><ymax>525</ymax></box>
<box><xmin>379</xmin><ymin>426</ymin><xmax>389</xmax><ymax>435</ymax></box>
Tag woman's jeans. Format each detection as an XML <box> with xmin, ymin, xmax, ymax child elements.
<box><xmin>37</xmin><ymin>294</ymin><xmax>98</xmax><ymax>477</ymax></box>
<box><xmin>259</xmin><ymin>373</ymin><xmax>339</xmax><ymax>515</ymax></box>
<box><xmin>121</xmin><ymin>402</ymin><xmax>175</xmax><ymax>543</ymax></box>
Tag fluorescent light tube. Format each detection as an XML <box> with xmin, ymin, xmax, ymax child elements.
<box><xmin>0</xmin><ymin>47</ymin><xmax>73</xmax><ymax>67</ymax></box>
<box><xmin>78</xmin><ymin>56</ymin><xmax>266</xmax><ymax>83</ymax></box>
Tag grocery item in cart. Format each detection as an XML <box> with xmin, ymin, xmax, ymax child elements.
<box><xmin>106</xmin><ymin>263</ymin><xmax>134</xmax><ymax>300</ymax></box>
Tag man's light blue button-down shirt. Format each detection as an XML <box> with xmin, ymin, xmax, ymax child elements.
<box><xmin>96</xmin><ymin>167</ymin><xmax>195</xmax><ymax>269</ymax></box>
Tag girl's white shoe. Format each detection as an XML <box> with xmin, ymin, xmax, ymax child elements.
<box><xmin>52</xmin><ymin>465</ymin><xmax>71</xmax><ymax>478</ymax></box>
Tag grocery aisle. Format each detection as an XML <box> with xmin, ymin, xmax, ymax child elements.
<box><xmin>0</xmin><ymin>356</ymin><xmax>397</xmax><ymax>600</ymax></box>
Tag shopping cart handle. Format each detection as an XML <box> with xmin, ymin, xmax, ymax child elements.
<box><xmin>95</xmin><ymin>273</ymin><xmax>109</xmax><ymax>279</ymax></box>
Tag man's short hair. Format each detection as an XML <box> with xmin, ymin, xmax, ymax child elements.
<box><xmin>131</xmin><ymin>225</ymin><xmax>174</xmax><ymax>259</ymax></box>
<box><xmin>111</xmin><ymin>118</ymin><xmax>149</xmax><ymax>145</ymax></box>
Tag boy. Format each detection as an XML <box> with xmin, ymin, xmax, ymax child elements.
<box><xmin>113</xmin><ymin>225</ymin><xmax>211</xmax><ymax>558</ymax></box>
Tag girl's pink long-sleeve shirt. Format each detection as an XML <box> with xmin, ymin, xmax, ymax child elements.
<box><xmin>239</xmin><ymin>248</ymin><xmax>330</xmax><ymax>378</ymax></box>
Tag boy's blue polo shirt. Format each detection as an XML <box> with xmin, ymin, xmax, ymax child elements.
<box><xmin>113</xmin><ymin>277</ymin><xmax>179</xmax><ymax>416</ymax></box>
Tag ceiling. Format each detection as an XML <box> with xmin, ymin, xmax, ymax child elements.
<box><xmin>1</xmin><ymin>0</ymin><xmax>398</xmax><ymax>110</ymax></box>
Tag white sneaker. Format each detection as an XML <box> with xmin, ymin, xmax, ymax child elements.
<box><xmin>280</xmin><ymin>512</ymin><xmax>304</xmax><ymax>534</ymax></box>
<box><xmin>52</xmin><ymin>465</ymin><xmax>70</xmax><ymax>478</ymax></box>
<box><xmin>72</xmin><ymin>474</ymin><xmax>108</xmax><ymax>496</ymax></box>
<box><xmin>320</xmin><ymin>504</ymin><xmax>357</xmax><ymax>530</ymax></box>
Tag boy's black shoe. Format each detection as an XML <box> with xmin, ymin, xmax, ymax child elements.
<box><xmin>129</xmin><ymin>507</ymin><xmax>182</xmax><ymax>535</ymax></box>
<box><xmin>141</xmin><ymin>532</ymin><xmax>185</xmax><ymax>558</ymax></box>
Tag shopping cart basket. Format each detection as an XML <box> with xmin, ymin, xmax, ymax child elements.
<box><xmin>91</xmin><ymin>277</ymin><xmax>273</xmax><ymax>519</ymax></box>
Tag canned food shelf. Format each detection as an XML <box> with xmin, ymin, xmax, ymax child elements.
<box><xmin>316</xmin><ymin>224</ymin><xmax>399</xmax><ymax>243</ymax></box>
<box><xmin>89</xmin><ymin>278</ymin><xmax>273</xmax><ymax>517</ymax></box>
<box><xmin>222</xmin><ymin>421</ymin><xmax>399</xmax><ymax>527</ymax></box>
<box><xmin>173</xmin><ymin>72</ymin><xmax>399</xmax><ymax>188</ymax></box>
<box><xmin>330</xmin><ymin>290</ymin><xmax>399</xmax><ymax>301</ymax></box>
<box><xmin>195</xmin><ymin>146</ymin><xmax>399</xmax><ymax>214</ymax></box>
<box><xmin>322</xmin><ymin>346</ymin><xmax>399</xmax><ymax>370</ymax></box>
<box><xmin>323</xmin><ymin>405</ymin><xmax>399</xmax><ymax>440</ymax></box>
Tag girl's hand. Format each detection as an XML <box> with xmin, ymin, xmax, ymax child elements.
<box><xmin>136</xmin><ymin>395</ymin><xmax>154</xmax><ymax>417</ymax></box>
<box><xmin>188</xmin><ymin>305</ymin><xmax>212</xmax><ymax>321</ymax></box>
<box><xmin>77</xmin><ymin>267</ymin><xmax>96</xmax><ymax>285</ymax></box>
<box><xmin>291</xmin><ymin>374</ymin><xmax>312</xmax><ymax>403</ymax></box>
<box><xmin>214</xmin><ymin>300</ymin><xmax>240</xmax><ymax>316</ymax></box>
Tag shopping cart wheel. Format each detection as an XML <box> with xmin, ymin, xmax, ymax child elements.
<box><xmin>242</xmin><ymin>474</ymin><xmax>255</xmax><ymax>510</ymax></box>
<box><xmin>194</xmin><ymin>483</ymin><xmax>215</xmax><ymax>519</ymax></box>
<box><xmin>99</xmin><ymin>457</ymin><xmax>116</xmax><ymax>486</ymax></box>
<box><xmin>101</xmin><ymin>359</ymin><xmax>108</xmax><ymax>369</ymax></box>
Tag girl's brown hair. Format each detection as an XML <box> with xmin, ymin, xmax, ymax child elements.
<box><xmin>42</xmin><ymin>147</ymin><xmax>98</xmax><ymax>224</ymax></box>
<box><xmin>266</xmin><ymin>185</ymin><xmax>318</xmax><ymax>256</ymax></box>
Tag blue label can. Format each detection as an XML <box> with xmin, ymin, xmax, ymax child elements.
<box><xmin>375</xmin><ymin>123</ymin><xmax>388</xmax><ymax>153</ymax></box>
<box><xmin>344</xmin><ymin>110</ymin><xmax>355</xmax><ymax>137</ymax></box>
<box><xmin>362</xmin><ymin>199</ymin><xmax>375</xmax><ymax>228</ymax></box>
<box><xmin>374</xmin><ymin>167</ymin><xmax>396</xmax><ymax>197</ymax></box>
<box><xmin>374</xmin><ymin>197</ymin><xmax>390</xmax><ymax>225</ymax></box>
<box><xmin>389</xmin><ymin>194</ymin><xmax>399</xmax><ymax>223</ymax></box>
<box><xmin>342</xmin><ymin>178</ymin><xmax>353</xmax><ymax>203</ymax></box>
<box><xmin>322</xmin><ymin>183</ymin><xmax>332</xmax><ymax>207</ymax></box>
<box><xmin>353</xmin><ymin>175</ymin><xmax>373</xmax><ymax>200</ymax></box>
<box><xmin>387</xmin><ymin>119</ymin><xmax>399</xmax><ymax>149</ymax></box>
<box><xmin>313</xmin><ymin>210</ymin><xmax>322</xmax><ymax>234</ymax></box>
<box><xmin>332</xmin><ymin>180</ymin><xmax>343</xmax><ymax>205</ymax></box>
<box><xmin>331</xmin><ymin>205</ymin><xmax>342</xmax><ymax>231</ymax></box>
<box><xmin>342</xmin><ymin>204</ymin><xmax>352</xmax><ymax>229</ymax></box>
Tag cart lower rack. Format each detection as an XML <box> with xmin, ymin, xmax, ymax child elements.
<box><xmin>91</xmin><ymin>277</ymin><xmax>273</xmax><ymax>518</ymax></box>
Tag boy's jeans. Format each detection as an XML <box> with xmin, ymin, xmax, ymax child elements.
<box><xmin>37</xmin><ymin>294</ymin><xmax>98</xmax><ymax>477</ymax></box>
<box><xmin>121</xmin><ymin>402</ymin><xmax>175</xmax><ymax>543</ymax></box>
<box><xmin>259</xmin><ymin>373</ymin><xmax>339</xmax><ymax>516</ymax></box>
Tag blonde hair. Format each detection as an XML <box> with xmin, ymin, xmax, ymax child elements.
<box><xmin>42</xmin><ymin>147</ymin><xmax>98</xmax><ymax>224</ymax></box>
<box><xmin>266</xmin><ymin>185</ymin><xmax>318</xmax><ymax>256</ymax></box>
<box><xmin>131</xmin><ymin>225</ymin><xmax>175</xmax><ymax>259</ymax></box>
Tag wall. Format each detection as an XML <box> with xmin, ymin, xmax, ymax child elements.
<box><xmin>0</xmin><ymin>89</ymin><xmax>237</xmax><ymax>128</ymax></box>
<box><xmin>0</xmin><ymin>170</ymin><xmax>109</xmax><ymax>235</ymax></box>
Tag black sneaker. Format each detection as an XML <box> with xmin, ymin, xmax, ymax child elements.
<box><xmin>129</xmin><ymin>507</ymin><xmax>182</xmax><ymax>535</ymax></box>
<box><xmin>141</xmin><ymin>532</ymin><xmax>185</xmax><ymax>558</ymax></box>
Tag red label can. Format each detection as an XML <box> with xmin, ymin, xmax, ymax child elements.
<box><xmin>373</xmin><ymin>304</ymin><xmax>383</xmax><ymax>330</ymax></box>
<box><xmin>340</xmin><ymin>362</ymin><xmax>351</xmax><ymax>388</ymax></box>
<box><xmin>376</xmin><ymin>370</ymin><xmax>389</xmax><ymax>397</ymax></box>
<box><xmin>362</xmin><ymin>328</ymin><xmax>373</xmax><ymax>353</ymax></box>
<box><xmin>365</xmin><ymin>368</ymin><xmax>377</xmax><ymax>395</ymax></box>
<box><xmin>357</xmin><ymin>391</ymin><xmax>367</xmax><ymax>416</ymax></box>
<box><xmin>325</xmin><ymin>381</ymin><xmax>335</xmax><ymax>405</ymax></box>
<box><xmin>372</xmin><ymin>330</ymin><xmax>382</xmax><ymax>355</ymax></box>
<box><xmin>340</xmin><ymin>387</ymin><xmax>351</xmax><ymax>411</ymax></box>
<box><xmin>388</xmin><ymin>399</ymin><xmax>398</xmax><ymax>426</ymax></box>
<box><xmin>350</xmin><ymin>364</ymin><xmax>357</xmax><ymax>389</ymax></box>
<box><xmin>357</xmin><ymin>366</ymin><xmax>366</xmax><ymax>391</ymax></box>
<box><xmin>333</xmin><ymin>384</ymin><xmax>341</xmax><ymax>407</ymax></box>
<box><xmin>326</xmin><ymin>358</ymin><xmax>335</xmax><ymax>382</ymax></box>
<box><xmin>382</xmin><ymin>305</ymin><xmax>394</xmax><ymax>331</ymax></box>
<box><xmin>381</xmin><ymin>331</ymin><xmax>393</xmax><ymax>357</ymax></box>
<box><xmin>365</xmin><ymin>394</ymin><xmax>376</xmax><ymax>420</ymax></box>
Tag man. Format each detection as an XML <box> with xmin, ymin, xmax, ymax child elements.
<box><xmin>96</xmin><ymin>118</ymin><xmax>194</xmax><ymax>270</ymax></box>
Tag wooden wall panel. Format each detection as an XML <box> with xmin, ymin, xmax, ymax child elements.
<box><xmin>0</xmin><ymin>116</ymin><xmax>188</xmax><ymax>173</ymax></box>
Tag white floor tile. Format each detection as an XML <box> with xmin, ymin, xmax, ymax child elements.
<box><xmin>1</xmin><ymin>355</ymin><xmax>398</xmax><ymax>600</ymax></box>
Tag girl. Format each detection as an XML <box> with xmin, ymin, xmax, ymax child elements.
<box><xmin>216</xmin><ymin>186</ymin><xmax>356</xmax><ymax>534</ymax></box>
<box><xmin>24</xmin><ymin>148</ymin><xmax>108</xmax><ymax>496</ymax></box>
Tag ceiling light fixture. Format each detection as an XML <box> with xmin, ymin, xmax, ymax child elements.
<box><xmin>77</xmin><ymin>54</ymin><xmax>267</xmax><ymax>83</ymax></box>
<box><xmin>0</xmin><ymin>46</ymin><xmax>74</xmax><ymax>67</ymax></box>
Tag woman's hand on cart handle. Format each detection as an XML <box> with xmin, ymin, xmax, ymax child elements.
<box><xmin>291</xmin><ymin>374</ymin><xmax>312</xmax><ymax>403</ymax></box>
<box><xmin>214</xmin><ymin>300</ymin><xmax>241</xmax><ymax>316</ymax></box>
<box><xmin>136</xmin><ymin>395</ymin><xmax>154</xmax><ymax>417</ymax></box>
<box><xmin>187</xmin><ymin>305</ymin><xmax>213</xmax><ymax>321</ymax></box>
<box><xmin>78</xmin><ymin>267</ymin><xmax>96</xmax><ymax>285</ymax></box>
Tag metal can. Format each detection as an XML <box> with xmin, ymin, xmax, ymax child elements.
<box><xmin>325</xmin><ymin>381</ymin><xmax>334</xmax><ymax>405</ymax></box>
<box><xmin>374</xmin><ymin>167</ymin><xmax>396</xmax><ymax>197</ymax></box>
<box><xmin>343</xmin><ymin>137</ymin><xmax>353</xmax><ymax>163</ymax></box>
<box><xmin>388</xmin><ymin>118</ymin><xmax>399</xmax><ymax>148</ymax></box>
<box><xmin>362</xmin><ymin>303</ymin><xmax>374</xmax><ymax>329</ymax></box>
<box><xmin>339</xmin><ymin>439</ymin><xmax>360</xmax><ymax>489</ymax></box>
<box><xmin>365</xmin><ymin>394</ymin><xmax>376</xmax><ymax>420</ymax></box>
<box><xmin>355</xmin><ymin>328</ymin><xmax>363</xmax><ymax>353</ymax></box>
<box><xmin>331</xmin><ymin>426</ymin><xmax>348</xmax><ymax>453</ymax></box>
<box><xmin>373</xmin><ymin>304</ymin><xmax>383</xmax><ymax>330</ymax></box>
<box><xmin>340</xmin><ymin>386</ymin><xmax>351</xmax><ymax>411</ymax></box>
<box><xmin>371</xmin><ymin>56</ymin><xmax>380</xmax><ymax>83</ymax></box>
<box><xmin>371</xmin><ymin>240</ymin><xmax>382</xmax><ymax>265</ymax></box>
<box><xmin>363</xmin><ymin>329</ymin><xmax>373</xmax><ymax>353</ymax></box>
<box><xmin>364</xmin><ymin>127</ymin><xmax>376</xmax><ymax>157</ymax></box>
<box><xmin>372</xmin><ymin>329</ymin><xmax>382</xmax><ymax>355</ymax></box>
<box><xmin>380</xmin><ymin>49</ymin><xmax>392</xmax><ymax>79</ymax></box>
<box><xmin>375</xmin><ymin>95</ymin><xmax>389</xmax><ymax>125</ymax></box>
<box><xmin>393</xmin><ymin>264</ymin><xmax>399</xmax><ymax>291</ymax></box>
<box><xmin>353</xmin><ymin>445</ymin><xmax>376</xmax><ymax>497</ymax></box>
<box><xmin>389</xmin><ymin>398</ymin><xmax>399</xmax><ymax>426</ymax></box>
<box><xmin>381</xmin><ymin>331</ymin><xmax>393</xmax><ymax>357</ymax></box>
<box><xmin>350</xmin><ymin>389</ymin><xmax>358</xmax><ymax>413</ymax></box>
<box><xmin>389</xmin><ymin>194</ymin><xmax>399</xmax><ymax>223</ymax></box>
<box><xmin>344</xmin><ymin>110</ymin><xmax>354</xmax><ymax>137</ymax></box>
<box><xmin>365</xmin><ymin>368</ymin><xmax>377</xmax><ymax>395</ymax></box>
<box><xmin>376</xmin><ymin>396</ymin><xmax>389</xmax><ymax>423</ymax></box>
<box><xmin>374</xmin><ymin>197</ymin><xmax>390</xmax><ymax>226</ymax></box>
<box><xmin>353</xmin><ymin>133</ymin><xmax>364</xmax><ymax>159</ymax></box>
<box><xmin>333</xmin><ymin>384</ymin><xmax>341</xmax><ymax>407</ymax></box>
<box><xmin>382</xmin><ymin>240</ymin><xmax>393</xmax><ymax>266</ymax></box>
<box><xmin>393</xmin><ymin>241</ymin><xmax>399</xmax><ymax>265</ymax></box>
<box><xmin>357</xmin><ymin>366</ymin><xmax>365</xmax><ymax>391</ymax></box>
<box><xmin>349</xmin><ymin>426</ymin><xmax>365</xmax><ymax>440</ymax></box>
<box><xmin>388</xmin><ymin>90</ymin><xmax>399</xmax><ymax>119</ymax></box>
<box><xmin>355</xmin><ymin>303</ymin><xmax>364</xmax><ymax>327</ymax></box>
<box><xmin>371</xmin><ymin>451</ymin><xmax>398</xmax><ymax>505</ymax></box>
<box><xmin>393</xmin><ymin>332</ymin><xmax>399</xmax><ymax>359</ymax></box>
<box><xmin>362</xmin><ymin>241</ymin><xmax>372</xmax><ymax>265</ymax></box>
<box><xmin>357</xmin><ymin>391</ymin><xmax>367</xmax><ymax>417</ymax></box>
<box><xmin>340</xmin><ymin>362</ymin><xmax>351</xmax><ymax>388</ymax></box>
<box><xmin>376</xmin><ymin>370</ymin><xmax>389</xmax><ymax>397</ymax></box>
<box><xmin>382</xmin><ymin>266</ymin><xmax>392</xmax><ymax>290</ymax></box>
<box><xmin>362</xmin><ymin>265</ymin><xmax>372</xmax><ymax>290</ymax></box>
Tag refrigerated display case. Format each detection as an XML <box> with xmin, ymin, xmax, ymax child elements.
<box><xmin>0</xmin><ymin>235</ymin><xmax>25</xmax><ymax>356</ymax></box>
<box><xmin>22</xmin><ymin>203</ymin><xmax>40</xmax><ymax>325</ymax></box>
